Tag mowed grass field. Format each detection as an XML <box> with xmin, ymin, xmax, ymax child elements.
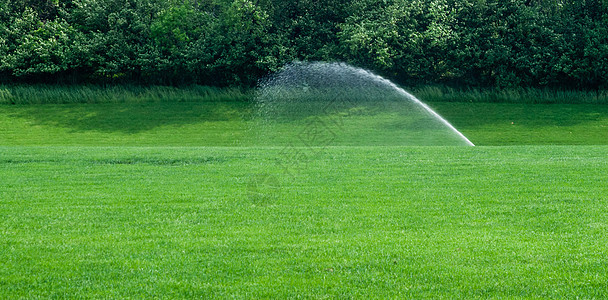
<box><xmin>1</xmin><ymin>90</ymin><xmax>608</xmax><ymax>298</ymax></box>
<box><xmin>1</xmin><ymin>101</ymin><xmax>608</xmax><ymax>146</ymax></box>
<box><xmin>2</xmin><ymin>146</ymin><xmax>608</xmax><ymax>298</ymax></box>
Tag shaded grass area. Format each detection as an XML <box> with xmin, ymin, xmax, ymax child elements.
<box><xmin>1</xmin><ymin>146</ymin><xmax>607</xmax><ymax>298</ymax></box>
<box><xmin>1</xmin><ymin>101</ymin><xmax>608</xmax><ymax>146</ymax></box>
<box><xmin>0</xmin><ymin>102</ymin><xmax>253</xmax><ymax>146</ymax></box>
<box><xmin>430</xmin><ymin>103</ymin><xmax>608</xmax><ymax>145</ymax></box>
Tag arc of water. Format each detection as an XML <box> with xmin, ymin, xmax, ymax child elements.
<box><xmin>260</xmin><ymin>61</ymin><xmax>476</xmax><ymax>147</ymax></box>
<box><xmin>359</xmin><ymin>69</ymin><xmax>475</xmax><ymax>147</ymax></box>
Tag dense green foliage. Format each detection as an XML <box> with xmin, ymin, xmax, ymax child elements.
<box><xmin>1</xmin><ymin>0</ymin><xmax>607</xmax><ymax>88</ymax></box>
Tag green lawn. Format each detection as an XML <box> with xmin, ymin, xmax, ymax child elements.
<box><xmin>1</xmin><ymin>146</ymin><xmax>607</xmax><ymax>298</ymax></box>
<box><xmin>1</xmin><ymin>101</ymin><xmax>608</xmax><ymax>146</ymax></box>
<box><xmin>431</xmin><ymin>102</ymin><xmax>608</xmax><ymax>145</ymax></box>
<box><xmin>1</xmin><ymin>99</ymin><xmax>608</xmax><ymax>298</ymax></box>
<box><xmin>0</xmin><ymin>102</ymin><xmax>251</xmax><ymax>146</ymax></box>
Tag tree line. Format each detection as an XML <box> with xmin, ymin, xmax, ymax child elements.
<box><xmin>1</xmin><ymin>0</ymin><xmax>607</xmax><ymax>89</ymax></box>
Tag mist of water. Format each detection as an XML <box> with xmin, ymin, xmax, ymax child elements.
<box><xmin>254</xmin><ymin>62</ymin><xmax>474</xmax><ymax>147</ymax></box>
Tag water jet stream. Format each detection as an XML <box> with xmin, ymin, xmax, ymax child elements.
<box><xmin>369</xmin><ymin>72</ymin><xmax>475</xmax><ymax>146</ymax></box>
<box><xmin>255</xmin><ymin>62</ymin><xmax>474</xmax><ymax>147</ymax></box>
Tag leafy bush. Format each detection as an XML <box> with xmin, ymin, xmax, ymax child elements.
<box><xmin>0</xmin><ymin>0</ymin><xmax>607</xmax><ymax>90</ymax></box>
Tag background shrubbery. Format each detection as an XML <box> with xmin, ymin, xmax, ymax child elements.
<box><xmin>1</xmin><ymin>0</ymin><xmax>607</xmax><ymax>89</ymax></box>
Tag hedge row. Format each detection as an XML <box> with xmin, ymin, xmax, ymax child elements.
<box><xmin>1</xmin><ymin>0</ymin><xmax>607</xmax><ymax>88</ymax></box>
